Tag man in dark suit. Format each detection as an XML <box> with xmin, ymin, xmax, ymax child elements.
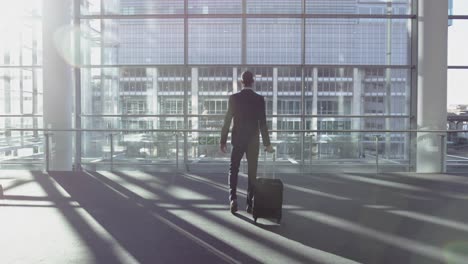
<box><xmin>220</xmin><ymin>70</ymin><xmax>274</xmax><ymax>214</ymax></box>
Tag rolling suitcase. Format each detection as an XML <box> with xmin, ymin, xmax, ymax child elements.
<box><xmin>252</xmin><ymin>152</ymin><xmax>283</xmax><ymax>224</ymax></box>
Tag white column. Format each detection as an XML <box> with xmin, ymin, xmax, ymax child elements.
<box><xmin>416</xmin><ymin>0</ymin><xmax>448</xmax><ymax>172</ymax></box>
<box><xmin>191</xmin><ymin>68</ymin><xmax>199</xmax><ymax>157</ymax></box>
<box><xmin>43</xmin><ymin>0</ymin><xmax>73</xmax><ymax>171</ymax></box>
<box><xmin>312</xmin><ymin>68</ymin><xmax>318</xmax><ymax>133</ymax></box>
<box><xmin>311</xmin><ymin>68</ymin><xmax>319</xmax><ymax>159</ymax></box>
<box><xmin>148</xmin><ymin>68</ymin><xmax>159</xmax><ymax>126</ymax></box>
<box><xmin>353</xmin><ymin>68</ymin><xmax>362</xmax><ymax>157</ymax></box>
<box><xmin>232</xmin><ymin>68</ymin><xmax>238</xmax><ymax>93</ymax></box>
<box><xmin>272</xmin><ymin>68</ymin><xmax>278</xmax><ymax>140</ymax></box>
<box><xmin>149</xmin><ymin>68</ymin><xmax>159</xmax><ymax>157</ymax></box>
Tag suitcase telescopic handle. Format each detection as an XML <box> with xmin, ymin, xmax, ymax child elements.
<box><xmin>273</xmin><ymin>152</ymin><xmax>276</xmax><ymax>179</ymax></box>
<box><xmin>263</xmin><ymin>149</ymin><xmax>276</xmax><ymax>179</ymax></box>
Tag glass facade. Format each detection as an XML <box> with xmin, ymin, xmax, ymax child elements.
<box><xmin>0</xmin><ymin>0</ymin><xmax>417</xmax><ymax>171</ymax></box>
<box><xmin>0</xmin><ymin>1</ymin><xmax>43</xmax><ymax>168</ymax></box>
<box><xmin>447</xmin><ymin>1</ymin><xmax>468</xmax><ymax>171</ymax></box>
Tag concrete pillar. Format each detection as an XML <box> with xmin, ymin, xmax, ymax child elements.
<box><xmin>312</xmin><ymin>68</ymin><xmax>318</xmax><ymax>159</ymax></box>
<box><xmin>149</xmin><ymin>68</ymin><xmax>159</xmax><ymax>157</ymax></box>
<box><xmin>191</xmin><ymin>68</ymin><xmax>199</xmax><ymax>157</ymax></box>
<box><xmin>43</xmin><ymin>0</ymin><xmax>73</xmax><ymax>171</ymax></box>
<box><xmin>312</xmin><ymin>68</ymin><xmax>318</xmax><ymax>131</ymax></box>
<box><xmin>337</xmin><ymin>68</ymin><xmax>345</xmax><ymax>116</ymax></box>
<box><xmin>416</xmin><ymin>0</ymin><xmax>448</xmax><ymax>173</ymax></box>
<box><xmin>272</xmin><ymin>68</ymin><xmax>278</xmax><ymax>140</ymax></box>
<box><xmin>353</xmin><ymin>68</ymin><xmax>362</xmax><ymax>156</ymax></box>
<box><xmin>232</xmin><ymin>68</ymin><xmax>238</xmax><ymax>93</ymax></box>
<box><xmin>149</xmin><ymin>68</ymin><xmax>159</xmax><ymax>127</ymax></box>
<box><xmin>109</xmin><ymin>68</ymin><xmax>119</xmax><ymax>130</ymax></box>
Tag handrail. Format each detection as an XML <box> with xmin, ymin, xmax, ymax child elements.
<box><xmin>0</xmin><ymin>128</ymin><xmax>467</xmax><ymax>133</ymax></box>
<box><xmin>73</xmin><ymin>64</ymin><xmax>415</xmax><ymax>69</ymax></box>
<box><xmin>79</xmin><ymin>114</ymin><xmax>411</xmax><ymax>118</ymax></box>
<box><xmin>0</xmin><ymin>127</ymin><xmax>462</xmax><ymax>173</ymax></box>
<box><xmin>79</xmin><ymin>13</ymin><xmax>416</xmax><ymax>20</ymax></box>
<box><xmin>0</xmin><ymin>114</ymin><xmax>43</xmax><ymax>117</ymax></box>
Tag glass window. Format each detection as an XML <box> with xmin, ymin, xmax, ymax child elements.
<box><xmin>188</xmin><ymin>0</ymin><xmax>242</xmax><ymax>14</ymax></box>
<box><xmin>448</xmin><ymin>69</ymin><xmax>468</xmax><ymax>108</ymax></box>
<box><xmin>450</xmin><ymin>0</ymin><xmax>468</xmax><ymax>16</ymax></box>
<box><xmin>81</xmin><ymin>19</ymin><xmax>184</xmax><ymax>65</ymax></box>
<box><xmin>448</xmin><ymin>19</ymin><xmax>468</xmax><ymax>66</ymax></box>
<box><xmin>247</xmin><ymin>0</ymin><xmax>302</xmax><ymax>14</ymax></box>
<box><xmin>83</xmin><ymin>0</ymin><xmax>185</xmax><ymax>15</ymax></box>
<box><xmin>189</xmin><ymin>19</ymin><xmax>242</xmax><ymax>64</ymax></box>
<box><xmin>247</xmin><ymin>19</ymin><xmax>302</xmax><ymax>64</ymax></box>
<box><xmin>306</xmin><ymin>18</ymin><xmax>410</xmax><ymax>65</ymax></box>
<box><xmin>0</xmin><ymin>1</ymin><xmax>43</xmax><ymax>167</ymax></box>
<box><xmin>306</xmin><ymin>0</ymin><xmax>411</xmax><ymax>15</ymax></box>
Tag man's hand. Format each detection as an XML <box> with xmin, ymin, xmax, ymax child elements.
<box><xmin>220</xmin><ymin>143</ymin><xmax>228</xmax><ymax>153</ymax></box>
<box><xmin>264</xmin><ymin>145</ymin><xmax>275</xmax><ymax>153</ymax></box>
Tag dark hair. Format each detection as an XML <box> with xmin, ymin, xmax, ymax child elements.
<box><xmin>241</xmin><ymin>70</ymin><xmax>254</xmax><ymax>86</ymax></box>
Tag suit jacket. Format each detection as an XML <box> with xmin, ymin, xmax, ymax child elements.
<box><xmin>220</xmin><ymin>89</ymin><xmax>271</xmax><ymax>148</ymax></box>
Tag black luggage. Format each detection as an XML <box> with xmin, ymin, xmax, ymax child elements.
<box><xmin>252</xmin><ymin>152</ymin><xmax>283</xmax><ymax>224</ymax></box>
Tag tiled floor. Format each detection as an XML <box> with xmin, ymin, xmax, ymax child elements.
<box><xmin>1</xmin><ymin>170</ymin><xmax>468</xmax><ymax>264</ymax></box>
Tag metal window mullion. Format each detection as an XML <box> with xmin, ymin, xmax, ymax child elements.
<box><xmin>300</xmin><ymin>0</ymin><xmax>306</xmax><ymax>168</ymax></box>
<box><xmin>32</xmin><ymin>28</ymin><xmax>39</xmax><ymax>139</ymax></box>
<box><xmin>74</xmin><ymin>0</ymin><xmax>82</xmax><ymax>171</ymax></box>
<box><xmin>19</xmin><ymin>29</ymin><xmax>25</xmax><ymax>146</ymax></box>
<box><xmin>448</xmin><ymin>66</ymin><xmax>468</xmax><ymax>69</ymax></box>
<box><xmin>448</xmin><ymin>15</ymin><xmax>468</xmax><ymax>19</ymax></box>
<box><xmin>409</xmin><ymin>0</ymin><xmax>419</xmax><ymax>171</ymax></box>
<box><xmin>99</xmin><ymin>0</ymin><xmax>106</xmax><ymax>116</ymax></box>
<box><xmin>385</xmin><ymin>1</ymin><xmax>393</xmax><ymax>158</ymax></box>
<box><xmin>183</xmin><ymin>0</ymin><xmax>189</xmax><ymax>167</ymax></box>
<box><xmin>242</xmin><ymin>0</ymin><xmax>247</xmax><ymax>66</ymax></box>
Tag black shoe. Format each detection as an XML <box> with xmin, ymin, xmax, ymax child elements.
<box><xmin>230</xmin><ymin>200</ymin><xmax>238</xmax><ymax>214</ymax></box>
<box><xmin>246</xmin><ymin>205</ymin><xmax>252</xmax><ymax>214</ymax></box>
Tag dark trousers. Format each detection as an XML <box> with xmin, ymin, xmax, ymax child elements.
<box><xmin>229</xmin><ymin>139</ymin><xmax>259</xmax><ymax>207</ymax></box>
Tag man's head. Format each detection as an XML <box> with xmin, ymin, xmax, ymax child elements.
<box><xmin>241</xmin><ymin>70</ymin><xmax>254</xmax><ymax>87</ymax></box>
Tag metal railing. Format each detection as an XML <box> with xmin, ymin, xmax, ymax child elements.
<box><xmin>1</xmin><ymin>127</ymin><xmax>467</xmax><ymax>173</ymax></box>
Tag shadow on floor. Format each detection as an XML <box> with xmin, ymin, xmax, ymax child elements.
<box><xmin>18</xmin><ymin>170</ymin><xmax>468</xmax><ymax>264</ymax></box>
<box><xmin>46</xmin><ymin>170</ymin><xmax>265</xmax><ymax>264</ymax></box>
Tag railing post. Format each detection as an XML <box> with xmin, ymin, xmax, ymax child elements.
<box><xmin>310</xmin><ymin>134</ymin><xmax>314</xmax><ymax>166</ymax></box>
<box><xmin>45</xmin><ymin>133</ymin><xmax>50</xmax><ymax>172</ymax></box>
<box><xmin>74</xmin><ymin>130</ymin><xmax>82</xmax><ymax>172</ymax></box>
<box><xmin>375</xmin><ymin>136</ymin><xmax>379</xmax><ymax>174</ymax></box>
<box><xmin>407</xmin><ymin>131</ymin><xmax>411</xmax><ymax>172</ymax></box>
<box><xmin>109</xmin><ymin>133</ymin><xmax>114</xmax><ymax>171</ymax></box>
<box><xmin>175</xmin><ymin>133</ymin><xmax>179</xmax><ymax>171</ymax></box>
<box><xmin>273</xmin><ymin>151</ymin><xmax>276</xmax><ymax>179</ymax></box>
<box><xmin>440</xmin><ymin>134</ymin><xmax>447</xmax><ymax>173</ymax></box>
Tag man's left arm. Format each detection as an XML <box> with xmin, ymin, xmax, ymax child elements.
<box><xmin>220</xmin><ymin>96</ymin><xmax>234</xmax><ymax>152</ymax></box>
<box><xmin>259</xmin><ymin>97</ymin><xmax>272</xmax><ymax>149</ymax></box>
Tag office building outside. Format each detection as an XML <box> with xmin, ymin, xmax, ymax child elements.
<box><xmin>1</xmin><ymin>0</ymin><xmax>422</xmax><ymax>171</ymax></box>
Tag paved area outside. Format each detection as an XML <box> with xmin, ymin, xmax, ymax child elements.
<box><xmin>1</xmin><ymin>169</ymin><xmax>468</xmax><ymax>263</ymax></box>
